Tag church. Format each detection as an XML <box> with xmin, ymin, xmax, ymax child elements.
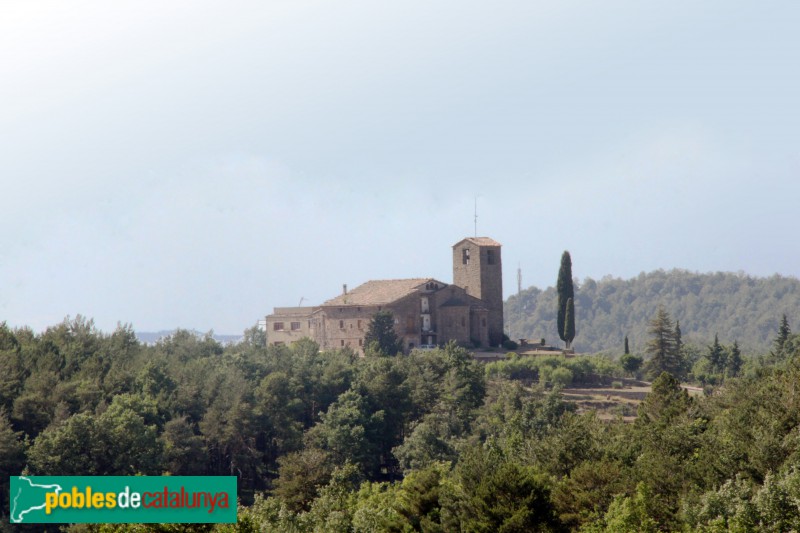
<box><xmin>265</xmin><ymin>237</ymin><xmax>504</xmax><ymax>353</ymax></box>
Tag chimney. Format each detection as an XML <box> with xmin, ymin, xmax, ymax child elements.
<box><xmin>343</xmin><ymin>284</ymin><xmax>348</xmax><ymax>295</ymax></box>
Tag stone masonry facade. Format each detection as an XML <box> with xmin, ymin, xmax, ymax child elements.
<box><xmin>266</xmin><ymin>237</ymin><xmax>503</xmax><ymax>353</ymax></box>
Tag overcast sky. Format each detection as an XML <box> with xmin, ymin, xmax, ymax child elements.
<box><xmin>2</xmin><ymin>1</ymin><xmax>798</xmax><ymax>334</ymax></box>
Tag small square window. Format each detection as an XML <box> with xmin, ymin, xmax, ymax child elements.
<box><xmin>273</xmin><ymin>322</ymin><xmax>284</xmax><ymax>331</ymax></box>
<box><xmin>291</xmin><ymin>322</ymin><xmax>301</xmax><ymax>331</ymax></box>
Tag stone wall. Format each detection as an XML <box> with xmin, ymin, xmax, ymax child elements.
<box><xmin>452</xmin><ymin>240</ymin><xmax>504</xmax><ymax>346</ymax></box>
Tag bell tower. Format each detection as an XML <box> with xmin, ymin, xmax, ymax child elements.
<box><xmin>452</xmin><ymin>237</ymin><xmax>503</xmax><ymax>346</ymax></box>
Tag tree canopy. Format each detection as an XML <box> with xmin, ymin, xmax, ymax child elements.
<box><xmin>363</xmin><ymin>310</ymin><xmax>403</xmax><ymax>356</ymax></box>
<box><xmin>506</xmin><ymin>269</ymin><xmax>800</xmax><ymax>353</ymax></box>
<box><xmin>556</xmin><ymin>251</ymin><xmax>575</xmax><ymax>347</ymax></box>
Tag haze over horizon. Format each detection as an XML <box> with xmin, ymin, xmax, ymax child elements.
<box><xmin>2</xmin><ymin>1</ymin><xmax>798</xmax><ymax>334</ymax></box>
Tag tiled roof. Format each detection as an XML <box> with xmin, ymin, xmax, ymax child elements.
<box><xmin>454</xmin><ymin>236</ymin><xmax>501</xmax><ymax>247</ymax></box>
<box><xmin>322</xmin><ymin>278</ymin><xmax>435</xmax><ymax>306</ymax></box>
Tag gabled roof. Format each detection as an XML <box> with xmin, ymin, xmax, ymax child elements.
<box><xmin>322</xmin><ymin>278</ymin><xmax>445</xmax><ymax>306</ymax></box>
<box><xmin>453</xmin><ymin>236</ymin><xmax>501</xmax><ymax>247</ymax></box>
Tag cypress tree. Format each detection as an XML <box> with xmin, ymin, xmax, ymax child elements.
<box><xmin>556</xmin><ymin>251</ymin><xmax>574</xmax><ymax>345</ymax></box>
<box><xmin>564</xmin><ymin>297</ymin><xmax>575</xmax><ymax>350</ymax></box>
<box><xmin>624</xmin><ymin>335</ymin><xmax>630</xmax><ymax>355</ymax></box>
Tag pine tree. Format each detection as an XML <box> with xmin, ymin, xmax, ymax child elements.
<box><xmin>771</xmin><ymin>314</ymin><xmax>791</xmax><ymax>361</ymax></box>
<box><xmin>645</xmin><ymin>306</ymin><xmax>683</xmax><ymax>380</ymax></box>
<box><xmin>726</xmin><ymin>340</ymin><xmax>743</xmax><ymax>378</ymax></box>
<box><xmin>364</xmin><ymin>311</ymin><xmax>402</xmax><ymax>356</ymax></box>
<box><xmin>556</xmin><ymin>251</ymin><xmax>574</xmax><ymax>346</ymax></box>
<box><xmin>564</xmin><ymin>297</ymin><xmax>575</xmax><ymax>350</ymax></box>
<box><xmin>707</xmin><ymin>334</ymin><xmax>725</xmax><ymax>374</ymax></box>
<box><xmin>624</xmin><ymin>335</ymin><xmax>630</xmax><ymax>355</ymax></box>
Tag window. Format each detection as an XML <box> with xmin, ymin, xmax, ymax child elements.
<box><xmin>290</xmin><ymin>322</ymin><xmax>301</xmax><ymax>331</ymax></box>
<box><xmin>358</xmin><ymin>339</ymin><xmax>363</xmax><ymax>346</ymax></box>
<box><xmin>273</xmin><ymin>341</ymin><xmax>284</xmax><ymax>346</ymax></box>
<box><xmin>341</xmin><ymin>340</ymin><xmax>345</xmax><ymax>347</ymax></box>
<box><xmin>357</xmin><ymin>320</ymin><xmax>362</xmax><ymax>329</ymax></box>
<box><xmin>273</xmin><ymin>322</ymin><xmax>284</xmax><ymax>331</ymax></box>
<box><xmin>462</xmin><ymin>248</ymin><xmax>470</xmax><ymax>265</ymax></box>
<box><xmin>339</xmin><ymin>320</ymin><xmax>345</xmax><ymax>329</ymax></box>
<box><xmin>487</xmin><ymin>249</ymin><xmax>495</xmax><ymax>265</ymax></box>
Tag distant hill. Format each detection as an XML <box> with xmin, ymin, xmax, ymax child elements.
<box><xmin>135</xmin><ymin>329</ymin><xmax>243</xmax><ymax>346</ymax></box>
<box><xmin>504</xmin><ymin>270</ymin><xmax>800</xmax><ymax>354</ymax></box>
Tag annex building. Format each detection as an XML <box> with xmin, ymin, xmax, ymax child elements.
<box><xmin>266</xmin><ymin>237</ymin><xmax>504</xmax><ymax>353</ymax></box>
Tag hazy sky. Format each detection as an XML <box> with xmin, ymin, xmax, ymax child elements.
<box><xmin>2</xmin><ymin>1</ymin><xmax>799</xmax><ymax>334</ymax></box>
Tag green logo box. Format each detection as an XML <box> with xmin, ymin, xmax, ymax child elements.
<box><xmin>10</xmin><ymin>476</ymin><xmax>237</xmax><ymax>524</ymax></box>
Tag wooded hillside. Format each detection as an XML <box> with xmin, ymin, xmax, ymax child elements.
<box><xmin>505</xmin><ymin>270</ymin><xmax>800</xmax><ymax>353</ymax></box>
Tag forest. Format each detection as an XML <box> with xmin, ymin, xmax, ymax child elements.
<box><xmin>505</xmin><ymin>269</ymin><xmax>800</xmax><ymax>353</ymax></box>
<box><xmin>2</xmin><ymin>311</ymin><xmax>800</xmax><ymax>531</ymax></box>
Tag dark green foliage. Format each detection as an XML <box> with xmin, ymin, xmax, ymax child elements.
<box><xmin>643</xmin><ymin>307</ymin><xmax>684</xmax><ymax>380</ymax></box>
<box><xmin>161</xmin><ymin>416</ymin><xmax>206</xmax><ymax>475</ymax></box>
<box><xmin>450</xmin><ymin>447</ymin><xmax>561</xmax><ymax>532</ymax></box>
<box><xmin>556</xmin><ymin>251</ymin><xmax>574</xmax><ymax>345</ymax></box>
<box><xmin>563</xmin><ymin>297</ymin><xmax>575</xmax><ymax>349</ymax></box>
<box><xmin>0</xmin><ymin>408</ymin><xmax>26</xmax><ymax>515</ymax></box>
<box><xmin>273</xmin><ymin>448</ymin><xmax>334</xmax><ymax>512</ymax></box>
<box><xmin>506</xmin><ymin>270</ymin><xmax>800</xmax><ymax>353</ymax></box>
<box><xmin>620</xmin><ymin>353</ymin><xmax>643</xmax><ymax>376</ymax></box>
<box><xmin>9</xmin><ymin>315</ymin><xmax>800</xmax><ymax>531</ymax></box>
<box><xmin>551</xmin><ymin>458</ymin><xmax>632</xmax><ymax>529</ymax></box>
<box><xmin>707</xmin><ymin>334</ymin><xmax>725</xmax><ymax>373</ymax></box>
<box><xmin>726</xmin><ymin>340</ymin><xmax>743</xmax><ymax>377</ymax></box>
<box><xmin>502</xmin><ymin>334</ymin><xmax>519</xmax><ymax>350</ymax></box>
<box><xmin>624</xmin><ymin>335</ymin><xmax>629</xmax><ymax>355</ymax></box>
<box><xmin>637</xmin><ymin>372</ymin><xmax>691</xmax><ymax>425</ymax></box>
<box><xmin>770</xmin><ymin>314</ymin><xmax>791</xmax><ymax>362</ymax></box>
<box><xmin>363</xmin><ymin>310</ymin><xmax>403</xmax><ymax>356</ymax></box>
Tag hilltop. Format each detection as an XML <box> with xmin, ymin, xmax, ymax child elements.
<box><xmin>505</xmin><ymin>269</ymin><xmax>800</xmax><ymax>354</ymax></box>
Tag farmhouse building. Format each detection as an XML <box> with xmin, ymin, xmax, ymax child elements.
<box><xmin>266</xmin><ymin>237</ymin><xmax>504</xmax><ymax>352</ymax></box>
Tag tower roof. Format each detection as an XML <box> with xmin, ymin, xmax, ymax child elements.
<box><xmin>452</xmin><ymin>236</ymin><xmax>501</xmax><ymax>248</ymax></box>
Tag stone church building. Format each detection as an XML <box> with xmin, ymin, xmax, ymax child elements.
<box><xmin>265</xmin><ymin>237</ymin><xmax>504</xmax><ymax>353</ymax></box>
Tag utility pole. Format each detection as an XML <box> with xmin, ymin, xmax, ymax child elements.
<box><xmin>473</xmin><ymin>196</ymin><xmax>478</xmax><ymax>237</ymax></box>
